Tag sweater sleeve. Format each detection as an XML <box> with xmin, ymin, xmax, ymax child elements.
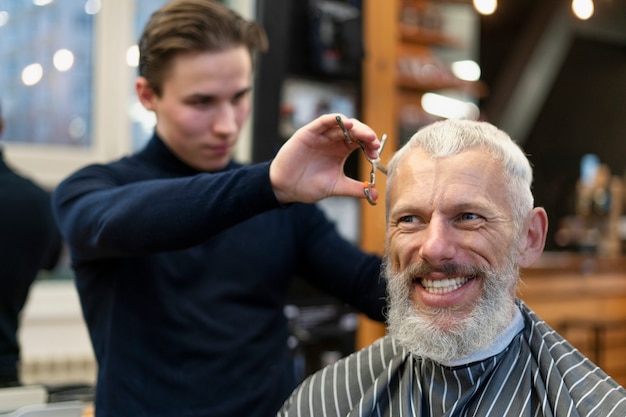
<box><xmin>52</xmin><ymin>161</ymin><xmax>283</xmax><ymax>260</ymax></box>
<box><xmin>292</xmin><ymin>203</ymin><xmax>387</xmax><ymax>322</ymax></box>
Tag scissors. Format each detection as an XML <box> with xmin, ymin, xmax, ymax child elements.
<box><xmin>335</xmin><ymin>115</ymin><xmax>388</xmax><ymax>206</ymax></box>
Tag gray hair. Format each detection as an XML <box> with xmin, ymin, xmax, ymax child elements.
<box><xmin>386</xmin><ymin>119</ymin><xmax>534</xmax><ymax>228</ymax></box>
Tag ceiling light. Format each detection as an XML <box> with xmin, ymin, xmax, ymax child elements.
<box><xmin>473</xmin><ymin>0</ymin><xmax>497</xmax><ymax>15</ymax></box>
<box><xmin>572</xmin><ymin>0</ymin><xmax>594</xmax><ymax>20</ymax></box>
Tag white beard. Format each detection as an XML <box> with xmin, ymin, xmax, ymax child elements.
<box><xmin>385</xmin><ymin>257</ymin><xmax>518</xmax><ymax>365</ymax></box>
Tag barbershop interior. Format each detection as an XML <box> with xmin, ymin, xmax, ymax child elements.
<box><xmin>1</xmin><ymin>0</ymin><xmax>626</xmax><ymax>414</ymax></box>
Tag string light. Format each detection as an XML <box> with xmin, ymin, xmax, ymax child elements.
<box><xmin>53</xmin><ymin>49</ymin><xmax>74</xmax><ymax>72</ymax></box>
<box><xmin>22</xmin><ymin>63</ymin><xmax>43</xmax><ymax>86</ymax></box>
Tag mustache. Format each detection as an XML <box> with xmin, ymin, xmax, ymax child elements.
<box><xmin>396</xmin><ymin>261</ymin><xmax>487</xmax><ymax>280</ymax></box>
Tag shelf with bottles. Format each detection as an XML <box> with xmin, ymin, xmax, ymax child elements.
<box><xmin>398</xmin><ymin>23</ymin><xmax>462</xmax><ymax>47</ymax></box>
<box><xmin>396</xmin><ymin>52</ymin><xmax>488</xmax><ymax>97</ymax></box>
<box><xmin>396</xmin><ymin>0</ymin><xmax>486</xmax><ymax>97</ymax></box>
<box><xmin>278</xmin><ymin>76</ymin><xmax>360</xmax><ymax>138</ymax></box>
<box><xmin>399</xmin><ymin>0</ymin><xmax>463</xmax><ymax>47</ymax></box>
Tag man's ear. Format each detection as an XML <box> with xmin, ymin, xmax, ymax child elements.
<box><xmin>517</xmin><ymin>207</ymin><xmax>548</xmax><ymax>268</ymax></box>
<box><xmin>136</xmin><ymin>76</ymin><xmax>156</xmax><ymax>111</ymax></box>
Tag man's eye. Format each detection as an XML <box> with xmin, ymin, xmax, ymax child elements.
<box><xmin>187</xmin><ymin>97</ymin><xmax>215</xmax><ymax>108</ymax></box>
<box><xmin>398</xmin><ymin>215</ymin><xmax>415</xmax><ymax>223</ymax></box>
<box><xmin>232</xmin><ymin>91</ymin><xmax>249</xmax><ymax>104</ymax></box>
<box><xmin>193</xmin><ymin>98</ymin><xmax>212</xmax><ymax>106</ymax></box>
<box><xmin>460</xmin><ymin>212</ymin><xmax>480</xmax><ymax>221</ymax></box>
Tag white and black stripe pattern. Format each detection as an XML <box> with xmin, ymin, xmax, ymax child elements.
<box><xmin>278</xmin><ymin>301</ymin><xmax>626</xmax><ymax>416</ymax></box>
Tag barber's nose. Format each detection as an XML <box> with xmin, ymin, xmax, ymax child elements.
<box><xmin>418</xmin><ymin>218</ymin><xmax>456</xmax><ymax>265</ymax></box>
<box><xmin>212</xmin><ymin>103</ymin><xmax>237</xmax><ymax>135</ymax></box>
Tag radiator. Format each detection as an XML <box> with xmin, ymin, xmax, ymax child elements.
<box><xmin>20</xmin><ymin>356</ymin><xmax>97</xmax><ymax>386</ymax></box>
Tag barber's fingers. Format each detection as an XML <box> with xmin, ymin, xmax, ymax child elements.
<box><xmin>299</xmin><ymin>114</ymin><xmax>380</xmax><ymax>156</ymax></box>
<box><xmin>270</xmin><ymin>114</ymin><xmax>382</xmax><ymax>204</ymax></box>
<box><xmin>332</xmin><ymin>176</ymin><xmax>380</xmax><ymax>203</ymax></box>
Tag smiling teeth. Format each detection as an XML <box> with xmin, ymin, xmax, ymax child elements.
<box><xmin>421</xmin><ymin>277</ymin><xmax>470</xmax><ymax>294</ymax></box>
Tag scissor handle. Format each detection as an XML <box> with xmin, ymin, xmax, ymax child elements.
<box><xmin>363</xmin><ymin>182</ymin><xmax>377</xmax><ymax>206</ymax></box>
<box><xmin>335</xmin><ymin>115</ymin><xmax>387</xmax><ymax>207</ymax></box>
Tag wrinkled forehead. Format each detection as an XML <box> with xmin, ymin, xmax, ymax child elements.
<box><xmin>387</xmin><ymin>147</ymin><xmax>512</xmax><ymax>210</ymax></box>
<box><xmin>410</xmin><ymin>147</ymin><xmax>502</xmax><ymax>180</ymax></box>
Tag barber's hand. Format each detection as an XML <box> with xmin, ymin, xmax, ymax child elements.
<box><xmin>270</xmin><ymin>114</ymin><xmax>380</xmax><ymax>204</ymax></box>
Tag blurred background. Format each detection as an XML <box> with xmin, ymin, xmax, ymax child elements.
<box><xmin>0</xmin><ymin>0</ymin><xmax>625</xmax><ymax>404</ymax></box>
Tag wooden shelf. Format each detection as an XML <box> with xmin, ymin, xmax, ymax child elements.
<box><xmin>520</xmin><ymin>253</ymin><xmax>626</xmax><ymax>386</ymax></box>
<box><xmin>399</xmin><ymin>23</ymin><xmax>462</xmax><ymax>47</ymax></box>
<box><xmin>397</xmin><ymin>74</ymin><xmax>489</xmax><ymax>97</ymax></box>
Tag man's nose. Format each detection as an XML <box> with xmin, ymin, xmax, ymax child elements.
<box><xmin>418</xmin><ymin>218</ymin><xmax>457</xmax><ymax>265</ymax></box>
<box><xmin>212</xmin><ymin>103</ymin><xmax>237</xmax><ymax>135</ymax></box>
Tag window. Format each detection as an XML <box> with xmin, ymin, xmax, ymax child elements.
<box><xmin>1</xmin><ymin>0</ymin><xmax>253</xmax><ymax>190</ymax></box>
<box><xmin>0</xmin><ymin>1</ymin><xmax>95</xmax><ymax>148</ymax></box>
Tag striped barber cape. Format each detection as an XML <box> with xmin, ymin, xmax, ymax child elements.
<box><xmin>278</xmin><ymin>301</ymin><xmax>626</xmax><ymax>417</ymax></box>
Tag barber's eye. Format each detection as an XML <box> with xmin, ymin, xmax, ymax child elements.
<box><xmin>233</xmin><ymin>91</ymin><xmax>249</xmax><ymax>104</ymax></box>
<box><xmin>191</xmin><ymin>98</ymin><xmax>213</xmax><ymax>107</ymax></box>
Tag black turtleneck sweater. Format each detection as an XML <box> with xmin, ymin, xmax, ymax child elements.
<box><xmin>52</xmin><ymin>134</ymin><xmax>385</xmax><ymax>417</ymax></box>
<box><xmin>0</xmin><ymin>151</ymin><xmax>62</xmax><ymax>386</ymax></box>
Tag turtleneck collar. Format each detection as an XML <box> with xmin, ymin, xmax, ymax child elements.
<box><xmin>136</xmin><ymin>132</ymin><xmax>238</xmax><ymax>176</ymax></box>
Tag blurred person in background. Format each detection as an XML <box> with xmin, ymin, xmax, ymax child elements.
<box><xmin>0</xmin><ymin>101</ymin><xmax>63</xmax><ymax>387</ymax></box>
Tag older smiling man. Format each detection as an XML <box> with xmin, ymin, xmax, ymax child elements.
<box><xmin>278</xmin><ymin>119</ymin><xmax>626</xmax><ymax>417</ymax></box>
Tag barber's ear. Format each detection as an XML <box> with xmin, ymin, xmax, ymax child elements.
<box><xmin>517</xmin><ymin>207</ymin><xmax>548</xmax><ymax>268</ymax></box>
<box><xmin>136</xmin><ymin>77</ymin><xmax>156</xmax><ymax>111</ymax></box>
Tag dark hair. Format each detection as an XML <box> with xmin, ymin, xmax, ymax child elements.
<box><xmin>138</xmin><ymin>0</ymin><xmax>268</xmax><ymax>96</ymax></box>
